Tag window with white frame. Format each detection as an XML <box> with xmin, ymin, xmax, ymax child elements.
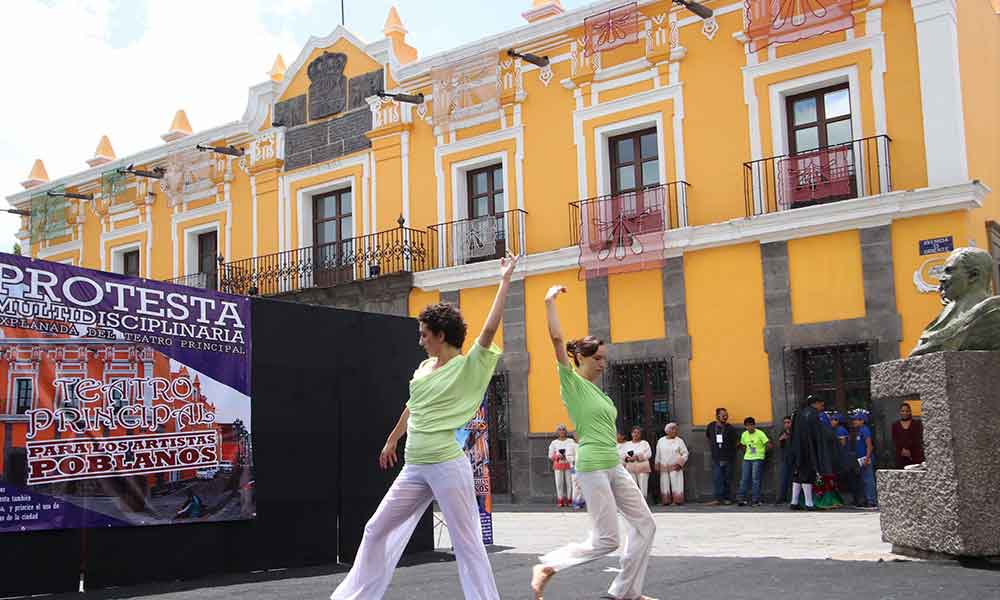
<box><xmin>111</xmin><ymin>244</ymin><xmax>142</xmax><ymax>277</ymax></box>
<box><xmin>13</xmin><ymin>377</ymin><xmax>33</xmax><ymax>415</ymax></box>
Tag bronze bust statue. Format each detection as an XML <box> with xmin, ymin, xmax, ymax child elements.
<box><xmin>910</xmin><ymin>247</ymin><xmax>1000</xmax><ymax>356</ymax></box>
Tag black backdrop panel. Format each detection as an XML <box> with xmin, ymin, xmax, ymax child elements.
<box><xmin>0</xmin><ymin>528</ymin><xmax>81</xmax><ymax>595</ymax></box>
<box><xmin>69</xmin><ymin>297</ymin><xmax>431</xmax><ymax>590</ymax></box>
<box><xmin>338</xmin><ymin>311</ymin><xmax>433</xmax><ymax>562</ymax></box>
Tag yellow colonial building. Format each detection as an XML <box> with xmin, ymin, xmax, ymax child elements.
<box><xmin>8</xmin><ymin>0</ymin><xmax>999</xmax><ymax>501</ymax></box>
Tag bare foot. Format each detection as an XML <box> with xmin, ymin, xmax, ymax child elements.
<box><xmin>531</xmin><ymin>565</ymin><xmax>554</xmax><ymax>599</ymax></box>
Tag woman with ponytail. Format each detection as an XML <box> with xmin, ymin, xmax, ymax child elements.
<box><xmin>530</xmin><ymin>285</ymin><xmax>657</xmax><ymax>600</ymax></box>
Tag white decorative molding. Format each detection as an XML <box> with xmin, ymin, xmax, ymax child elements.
<box><xmin>538</xmin><ymin>64</ymin><xmax>554</xmax><ymax>87</ymax></box>
<box><xmin>913</xmin><ymin>256</ymin><xmax>947</xmax><ymax>293</ymax></box>
<box><xmin>36</xmin><ymin>239</ymin><xmax>82</xmax><ymax>261</ymax></box>
<box><xmin>742</xmin><ymin>33</ymin><xmax>887</xmax><ymax>167</ymax></box>
<box><xmin>280</xmin><ymin>153</ymin><xmax>371</xmax><ymax>248</ymax></box>
<box><xmin>434</xmin><ymin>126</ymin><xmax>525</xmax><ymax>226</ymax></box>
<box><xmin>702</xmin><ymin>16</ymin><xmax>720</xmax><ymax>41</ymax></box>
<box><xmin>414</xmin><ymin>182</ymin><xmax>988</xmax><ymax>292</ymax></box>
<box><xmin>910</xmin><ymin>0</ymin><xmax>968</xmax><ymax>186</ymax></box>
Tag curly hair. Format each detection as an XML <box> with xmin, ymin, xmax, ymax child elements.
<box><xmin>418</xmin><ymin>302</ymin><xmax>467</xmax><ymax>348</ymax></box>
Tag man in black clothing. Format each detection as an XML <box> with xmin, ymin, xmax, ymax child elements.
<box><xmin>705</xmin><ymin>407</ymin><xmax>739</xmax><ymax>505</ymax></box>
<box><xmin>789</xmin><ymin>395</ymin><xmax>826</xmax><ymax>510</ymax></box>
<box><xmin>775</xmin><ymin>415</ymin><xmax>794</xmax><ymax>504</ymax></box>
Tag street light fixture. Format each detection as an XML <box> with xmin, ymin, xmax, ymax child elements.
<box><xmin>506</xmin><ymin>48</ymin><xmax>549</xmax><ymax>68</ymax></box>
<box><xmin>376</xmin><ymin>91</ymin><xmax>425</xmax><ymax>105</ymax></box>
<box><xmin>118</xmin><ymin>164</ymin><xmax>166</xmax><ymax>180</ymax></box>
<box><xmin>673</xmin><ymin>0</ymin><xmax>713</xmax><ymax>19</ymax></box>
<box><xmin>196</xmin><ymin>144</ymin><xmax>244</xmax><ymax>157</ymax></box>
<box><xmin>46</xmin><ymin>191</ymin><xmax>93</xmax><ymax>201</ymax></box>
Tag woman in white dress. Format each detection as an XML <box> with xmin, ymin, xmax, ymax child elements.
<box><xmin>654</xmin><ymin>422</ymin><xmax>689</xmax><ymax>506</ymax></box>
<box><xmin>619</xmin><ymin>426</ymin><xmax>652</xmax><ymax>502</ymax></box>
<box><xmin>548</xmin><ymin>424</ymin><xmax>577</xmax><ymax>507</ymax></box>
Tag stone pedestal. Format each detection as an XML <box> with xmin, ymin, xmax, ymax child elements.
<box><xmin>872</xmin><ymin>351</ymin><xmax>1000</xmax><ymax>558</ymax></box>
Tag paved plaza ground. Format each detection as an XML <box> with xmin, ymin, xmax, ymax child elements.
<box><xmin>18</xmin><ymin>505</ymin><xmax>1000</xmax><ymax>599</ymax></box>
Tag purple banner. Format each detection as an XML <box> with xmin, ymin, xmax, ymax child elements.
<box><xmin>0</xmin><ymin>253</ymin><xmax>253</xmax><ymax>532</ymax></box>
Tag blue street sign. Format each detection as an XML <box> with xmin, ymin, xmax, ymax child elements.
<box><xmin>919</xmin><ymin>236</ymin><xmax>953</xmax><ymax>256</ymax></box>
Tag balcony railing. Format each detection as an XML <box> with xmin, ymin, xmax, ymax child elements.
<box><xmin>743</xmin><ymin>134</ymin><xmax>892</xmax><ymax>217</ymax></box>
<box><xmin>166</xmin><ymin>271</ymin><xmax>218</xmax><ymax>291</ymax></box>
<box><xmin>569</xmin><ymin>181</ymin><xmax>691</xmax><ymax>247</ymax></box>
<box><xmin>428</xmin><ymin>209</ymin><xmax>527</xmax><ymax>269</ymax></box>
<box><xmin>217</xmin><ymin>224</ymin><xmax>431</xmax><ymax>297</ymax></box>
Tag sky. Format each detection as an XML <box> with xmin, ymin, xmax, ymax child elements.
<box><xmin>0</xmin><ymin>0</ymin><xmax>591</xmax><ymax>255</ymax></box>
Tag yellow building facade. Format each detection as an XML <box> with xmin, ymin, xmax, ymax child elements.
<box><xmin>8</xmin><ymin>0</ymin><xmax>999</xmax><ymax>501</ymax></box>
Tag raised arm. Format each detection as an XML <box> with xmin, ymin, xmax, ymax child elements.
<box><xmin>544</xmin><ymin>285</ymin><xmax>571</xmax><ymax>367</ymax></box>
<box><xmin>478</xmin><ymin>252</ymin><xmax>519</xmax><ymax>348</ymax></box>
<box><xmin>379</xmin><ymin>406</ymin><xmax>410</xmax><ymax>470</ymax></box>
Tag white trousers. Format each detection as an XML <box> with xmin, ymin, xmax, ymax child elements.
<box><xmin>628</xmin><ymin>471</ymin><xmax>650</xmax><ymax>501</ymax></box>
<box><xmin>554</xmin><ymin>469</ymin><xmax>573</xmax><ymax>500</ymax></box>
<box><xmin>659</xmin><ymin>467</ymin><xmax>684</xmax><ymax>502</ymax></box>
<box><xmin>330</xmin><ymin>456</ymin><xmax>498</xmax><ymax>600</ymax></box>
<box><xmin>538</xmin><ymin>465</ymin><xmax>656</xmax><ymax>599</ymax></box>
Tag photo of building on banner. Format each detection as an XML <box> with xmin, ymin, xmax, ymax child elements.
<box><xmin>0</xmin><ymin>253</ymin><xmax>252</xmax><ymax>532</ymax></box>
<box><xmin>456</xmin><ymin>397</ymin><xmax>492</xmax><ymax>545</ymax></box>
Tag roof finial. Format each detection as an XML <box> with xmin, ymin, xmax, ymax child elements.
<box><xmin>523</xmin><ymin>0</ymin><xmax>564</xmax><ymax>23</ymax></box>
<box><xmin>21</xmin><ymin>159</ymin><xmax>49</xmax><ymax>189</ymax></box>
<box><xmin>162</xmin><ymin>109</ymin><xmax>193</xmax><ymax>142</ymax></box>
<box><xmin>87</xmin><ymin>135</ymin><xmax>116</xmax><ymax>168</ymax></box>
<box><xmin>269</xmin><ymin>54</ymin><xmax>287</xmax><ymax>82</ymax></box>
<box><xmin>383</xmin><ymin>6</ymin><xmax>418</xmax><ymax>65</ymax></box>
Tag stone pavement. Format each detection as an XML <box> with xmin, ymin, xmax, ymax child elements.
<box><xmin>12</xmin><ymin>507</ymin><xmax>1000</xmax><ymax>600</ymax></box>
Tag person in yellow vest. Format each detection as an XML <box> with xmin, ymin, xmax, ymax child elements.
<box><xmin>619</xmin><ymin>426</ymin><xmax>653</xmax><ymax>502</ymax></box>
<box><xmin>531</xmin><ymin>285</ymin><xmax>657</xmax><ymax>600</ymax></box>
<box><xmin>549</xmin><ymin>424</ymin><xmax>577</xmax><ymax>507</ymax></box>
<box><xmin>330</xmin><ymin>254</ymin><xmax>518</xmax><ymax>600</ymax></box>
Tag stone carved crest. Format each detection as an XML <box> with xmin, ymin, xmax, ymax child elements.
<box><xmin>308</xmin><ymin>52</ymin><xmax>348</xmax><ymax>120</ymax></box>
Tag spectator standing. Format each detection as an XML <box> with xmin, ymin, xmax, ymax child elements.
<box><xmin>705</xmin><ymin>408</ymin><xmax>739</xmax><ymax>505</ymax></box>
<box><xmin>549</xmin><ymin>424</ymin><xmax>577</xmax><ymax>507</ymax></box>
<box><xmin>849</xmin><ymin>408</ymin><xmax>877</xmax><ymax>508</ymax></box>
<box><xmin>619</xmin><ymin>426</ymin><xmax>653</xmax><ymax>501</ymax></box>
<box><xmin>737</xmin><ymin>417</ymin><xmax>772</xmax><ymax>506</ymax></box>
<box><xmin>891</xmin><ymin>402</ymin><xmax>924</xmax><ymax>469</ymax></box>
<box><xmin>654</xmin><ymin>423</ymin><xmax>688</xmax><ymax>505</ymax></box>
<box><xmin>775</xmin><ymin>416</ymin><xmax>794</xmax><ymax>505</ymax></box>
<box><xmin>789</xmin><ymin>395</ymin><xmax>826</xmax><ymax>510</ymax></box>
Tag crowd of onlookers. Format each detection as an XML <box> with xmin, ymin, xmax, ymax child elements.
<box><xmin>549</xmin><ymin>399</ymin><xmax>924</xmax><ymax>509</ymax></box>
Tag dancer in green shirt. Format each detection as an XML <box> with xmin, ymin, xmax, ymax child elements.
<box><xmin>531</xmin><ymin>285</ymin><xmax>658</xmax><ymax>600</ymax></box>
<box><xmin>332</xmin><ymin>253</ymin><xmax>518</xmax><ymax>600</ymax></box>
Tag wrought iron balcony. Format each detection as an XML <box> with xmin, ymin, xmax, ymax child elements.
<box><xmin>166</xmin><ymin>271</ymin><xmax>218</xmax><ymax>291</ymax></box>
<box><xmin>568</xmin><ymin>182</ymin><xmax>690</xmax><ymax>278</ymax></box>
<box><xmin>217</xmin><ymin>223</ymin><xmax>431</xmax><ymax>297</ymax></box>
<box><xmin>743</xmin><ymin>134</ymin><xmax>892</xmax><ymax>217</ymax></box>
<box><xmin>568</xmin><ymin>181</ymin><xmax>691</xmax><ymax>247</ymax></box>
<box><xmin>427</xmin><ymin>209</ymin><xmax>527</xmax><ymax>269</ymax></box>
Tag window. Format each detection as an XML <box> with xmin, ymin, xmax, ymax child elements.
<box><xmin>14</xmin><ymin>378</ymin><xmax>33</xmax><ymax>414</ymax></box>
<box><xmin>197</xmin><ymin>231</ymin><xmax>218</xmax><ymax>291</ymax></box>
<box><xmin>786</xmin><ymin>84</ymin><xmax>853</xmax><ymax>154</ymax></box>
<box><xmin>59</xmin><ymin>378</ymin><xmax>81</xmax><ymax>409</ymax></box>
<box><xmin>609</xmin><ymin>128</ymin><xmax>660</xmax><ymax>194</ymax></box>
<box><xmin>782</xmin><ymin>84</ymin><xmax>857</xmax><ymax>206</ymax></box>
<box><xmin>606</xmin><ymin>128</ymin><xmax>664</xmax><ymax>235</ymax></box>
<box><xmin>798</xmin><ymin>343</ymin><xmax>872</xmax><ymax>417</ymax></box>
<box><xmin>108</xmin><ymin>378</ymin><xmax>128</xmax><ymax>410</ymax></box>
<box><xmin>312</xmin><ymin>188</ymin><xmax>354</xmax><ymax>286</ymax></box>
<box><xmin>464</xmin><ymin>165</ymin><xmax>505</xmax><ymax>262</ymax></box>
<box><xmin>607</xmin><ymin>359</ymin><xmax>671</xmax><ymax>441</ymax></box>
<box><xmin>122</xmin><ymin>249</ymin><xmax>140</xmax><ymax>277</ymax></box>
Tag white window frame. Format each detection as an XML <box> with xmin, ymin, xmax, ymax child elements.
<box><xmin>110</xmin><ymin>242</ymin><xmax>142</xmax><ymax>277</ymax></box>
<box><xmin>594</xmin><ymin>114</ymin><xmax>667</xmax><ymax>198</ymax></box>
<box><xmin>10</xmin><ymin>376</ymin><xmax>35</xmax><ymax>415</ymax></box>
<box><xmin>183</xmin><ymin>222</ymin><xmax>221</xmax><ymax>278</ymax></box>
<box><xmin>447</xmin><ymin>152</ymin><xmax>509</xmax><ymax>267</ymax></box>
<box><xmin>295</xmin><ymin>177</ymin><xmax>356</xmax><ymax>250</ymax></box>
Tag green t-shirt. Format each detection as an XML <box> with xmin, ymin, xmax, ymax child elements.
<box><xmin>740</xmin><ymin>429</ymin><xmax>769</xmax><ymax>461</ymax></box>
<box><xmin>405</xmin><ymin>340</ymin><xmax>502</xmax><ymax>464</ymax></box>
<box><xmin>558</xmin><ymin>363</ymin><xmax>619</xmax><ymax>472</ymax></box>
